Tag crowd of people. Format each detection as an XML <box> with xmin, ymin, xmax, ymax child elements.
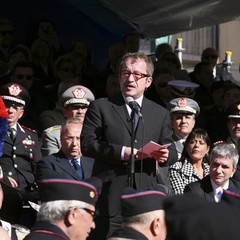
<box><xmin>1</xmin><ymin>17</ymin><xmax>240</xmax><ymax>240</ymax></box>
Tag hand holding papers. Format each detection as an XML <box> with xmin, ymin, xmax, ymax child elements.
<box><xmin>136</xmin><ymin>141</ymin><xmax>171</xmax><ymax>161</ymax></box>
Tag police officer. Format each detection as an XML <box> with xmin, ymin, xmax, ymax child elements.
<box><xmin>24</xmin><ymin>176</ymin><xmax>102</xmax><ymax>240</ymax></box>
<box><xmin>41</xmin><ymin>85</ymin><xmax>95</xmax><ymax>156</ymax></box>
<box><xmin>0</xmin><ymin>83</ymin><xmax>42</xmax><ymax>223</ymax></box>
<box><xmin>168</xmin><ymin>97</ymin><xmax>200</xmax><ymax>160</ymax></box>
<box><xmin>109</xmin><ymin>187</ymin><xmax>167</xmax><ymax>240</ymax></box>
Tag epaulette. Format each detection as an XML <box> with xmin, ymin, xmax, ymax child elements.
<box><xmin>45</xmin><ymin>125</ymin><xmax>62</xmax><ymax>132</ymax></box>
<box><xmin>21</xmin><ymin>125</ymin><xmax>37</xmax><ymax>134</ymax></box>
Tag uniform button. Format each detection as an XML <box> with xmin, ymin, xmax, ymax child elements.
<box><xmin>13</xmin><ymin>154</ymin><xmax>16</xmax><ymax>158</ymax></box>
<box><xmin>14</xmin><ymin>164</ymin><xmax>18</xmax><ymax>168</ymax></box>
<box><xmin>13</xmin><ymin>146</ymin><xmax>16</xmax><ymax>150</ymax></box>
<box><xmin>134</xmin><ymin>139</ymin><xmax>138</xmax><ymax>143</ymax></box>
<box><xmin>30</xmin><ymin>149</ymin><xmax>32</xmax><ymax>152</ymax></box>
<box><xmin>8</xmin><ymin>172</ymin><xmax>12</xmax><ymax>176</ymax></box>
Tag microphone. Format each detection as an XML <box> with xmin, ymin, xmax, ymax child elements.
<box><xmin>126</xmin><ymin>97</ymin><xmax>143</xmax><ymax>118</ymax></box>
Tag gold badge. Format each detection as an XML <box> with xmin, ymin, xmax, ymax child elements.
<box><xmin>72</xmin><ymin>88</ymin><xmax>86</xmax><ymax>99</ymax></box>
<box><xmin>89</xmin><ymin>191</ymin><xmax>95</xmax><ymax>199</ymax></box>
<box><xmin>8</xmin><ymin>84</ymin><xmax>22</xmax><ymax>96</ymax></box>
<box><xmin>177</xmin><ymin>98</ymin><xmax>187</xmax><ymax>108</ymax></box>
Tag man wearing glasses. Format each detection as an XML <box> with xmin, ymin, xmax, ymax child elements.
<box><xmin>24</xmin><ymin>177</ymin><xmax>101</xmax><ymax>240</ymax></box>
<box><xmin>81</xmin><ymin>52</ymin><xmax>177</xmax><ymax>237</ymax></box>
<box><xmin>0</xmin><ymin>83</ymin><xmax>42</xmax><ymax>223</ymax></box>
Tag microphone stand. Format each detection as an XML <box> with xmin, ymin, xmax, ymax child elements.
<box><xmin>128</xmin><ymin>111</ymin><xmax>136</xmax><ymax>188</ymax></box>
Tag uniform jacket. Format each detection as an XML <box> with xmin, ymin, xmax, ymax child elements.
<box><xmin>0</xmin><ymin>123</ymin><xmax>42</xmax><ymax>192</ymax></box>
<box><xmin>172</xmin><ymin>134</ymin><xmax>185</xmax><ymax>160</ymax></box>
<box><xmin>184</xmin><ymin>175</ymin><xmax>240</xmax><ymax>202</ymax></box>
<box><xmin>41</xmin><ymin>125</ymin><xmax>61</xmax><ymax>157</ymax></box>
<box><xmin>24</xmin><ymin>221</ymin><xmax>69</xmax><ymax>240</ymax></box>
<box><xmin>109</xmin><ymin>226</ymin><xmax>148</xmax><ymax>240</ymax></box>
<box><xmin>36</xmin><ymin>150</ymin><xmax>94</xmax><ymax>181</ymax></box>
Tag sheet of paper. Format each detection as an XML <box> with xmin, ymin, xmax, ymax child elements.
<box><xmin>138</xmin><ymin>141</ymin><xmax>171</xmax><ymax>157</ymax></box>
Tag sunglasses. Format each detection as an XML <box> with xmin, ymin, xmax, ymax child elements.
<box><xmin>0</xmin><ymin>31</ymin><xmax>13</xmax><ymax>36</ymax></box>
<box><xmin>81</xmin><ymin>208</ymin><xmax>96</xmax><ymax>219</ymax></box>
<box><xmin>16</xmin><ymin>74</ymin><xmax>33</xmax><ymax>81</ymax></box>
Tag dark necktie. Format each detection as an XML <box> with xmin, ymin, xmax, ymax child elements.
<box><xmin>71</xmin><ymin>159</ymin><xmax>83</xmax><ymax>179</ymax></box>
<box><xmin>8</xmin><ymin>127</ymin><xmax>15</xmax><ymax>142</ymax></box>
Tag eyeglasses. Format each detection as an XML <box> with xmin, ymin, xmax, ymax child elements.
<box><xmin>202</xmin><ymin>54</ymin><xmax>218</xmax><ymax>59</ymax></box>
<box><xmin>16</xmin><ymin>74</ymin><xmax>33</xmax><ymax>81</ymax></box>
<box><xmin>64</xmin><ymin>136</ymin><xmax>80</xmax><ymax>143</ymax></box>
<box><xmin>0</xmin><ymin>31</ymin><xmax>13</xmax><ymax>36</ymax></box>
<box><xmin>4</xmin><ymin>102</ymin><xmax>23</xmax><ymax>110</ymax></box>
<box><xmin>81</xmin><ymin>208</ymin><xmax>96</xmax><ymax>219</ymax></box>
<box><xmin>121</xmin><ymin>70</ymin><xmax>149</xmax><ymax>81</ymax></box>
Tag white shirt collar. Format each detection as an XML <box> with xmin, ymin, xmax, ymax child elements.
<box><xmin>123</xmin><ymin>94</ymin><xmax>143</xmax><ymax>115</ymax></box>
<box><xmin>68</xmin><ymin>158</ymin><xmax>81</xmax><ymax>166</ymax></box>
<box><xmin>211</xmin><ymin>178</ymin><xmax>229</xmax><ymax>202</ymax></box>
<box><xmin>10</xmin><ymin>124</ymin><xmax>17</xmax><ymax>131</ymax></box>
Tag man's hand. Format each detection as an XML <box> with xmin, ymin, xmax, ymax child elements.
<box><xmin>123</xmin><ymin>147</ymin><xmax>138</xmax><ymax>161</ymax></box>
<box><xmin>151</xmin><ymin>148</ymin><xmax>169</xmax><ymax>163</ymax></box>
<box><xmin>7</xmin><ymin>177</ymin><xmax>18</xmax><ymax>187</ymax></box>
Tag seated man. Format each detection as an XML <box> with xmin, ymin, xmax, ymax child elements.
<box><xmin>24</xmin><ymin>177</ymin><xmax>101</xmax><ymax>240</ymax></box>
<box><xmin>109</xmin><ymin>187</ymin><xmax>166</xmax><ymax>240</ymax></box>
<box><xmin>168</xmin><ymin>97</ymin><xmax>200</xmax><ymax>160</ymax></box>
<box><xmin>184</xmin><ymin>143</ymin><xmax>240</xmax><ymax>202</ymax></box>
<box><xmin>37</xmin><ymin>119</ymin><xmax>94</xmax><ymax>181</ymax></box>
<box><xmin>41</xmin><ymin>85</ymin><xmax>95</xmax><ymax>156</ymax></box>
<box><xmin>0</xmin><ymin>83</ymin><xmax>42</xmax><ymax>223</ymax></box>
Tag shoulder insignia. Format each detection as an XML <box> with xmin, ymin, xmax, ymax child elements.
<box><xmin>21</xmin><ymin>125</ymin><xmax>37</xmax><ymax>134</ymax></box>
<box><xmin>45</xmin><ymin>125</ymin><xmax>62</xmax><ymax>132</ymax></box>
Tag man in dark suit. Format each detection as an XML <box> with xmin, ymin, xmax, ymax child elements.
<box><xmin>81</xmin><ymin>52</ymin><xmax>177</xmax><ymax>237</ymax></box>
<box><xmin>185</xmin><ymin>143</ymin><xmax>240</xmax><ymax>202</ymax></box>
<box><xmin>37</xmin><ymin>118</ymin><xmax>94</xmax><ymax>181</ymax></box>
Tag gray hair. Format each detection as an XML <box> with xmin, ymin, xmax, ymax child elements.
<box><xmin>60</xmin><ymin>118</ymin><xmax>83</xmax><ymax>137</ymax></box>
<box><xmin>37</xmin><ymin>200</ymin><xmax>88</xmax><ymax>222</ymax></box>
<box><xmin>210</xmin><ymin>143</ymin><xmax>239</xmax><ymax>168</ymax></box>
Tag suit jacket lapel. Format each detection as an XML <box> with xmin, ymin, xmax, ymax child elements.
<box><xmin>56</xmin><ymin>152</ymin><xmax>80</xmax><ymax>180</ymax></box>
<box><xmin>111</xmin><ymin>94</ymin><xmax>132</xmax><ymax>134</ymax></box>
<box><xmin>203</xmin><ymin>176</ymin><xmax>215</xmax><ymax>202</ymax></box>
<box><xmin>15</xmin><ymin>124</ymin><xmax>26</xmax><ymax>145</ymax></box>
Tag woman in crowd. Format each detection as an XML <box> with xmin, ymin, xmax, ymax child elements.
<box><xmin>169</xmin><ymin>128</ymin><xmax>211</xmax><ymax>194</ymax></box>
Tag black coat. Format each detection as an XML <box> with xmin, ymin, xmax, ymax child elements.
<box><xmin>184</xmin><ymin>175</ymin><xmax>240</xmax><ymax>202</ymax></box>
<box><xmin>24</xmin><ymin>221</ymin><xmax>69</xmax><ymax>240</ymax></box>
<box><xmin>36</xmin><ymin>150</ymin><xmax>94</xmax><ymax>181</ymax></box>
